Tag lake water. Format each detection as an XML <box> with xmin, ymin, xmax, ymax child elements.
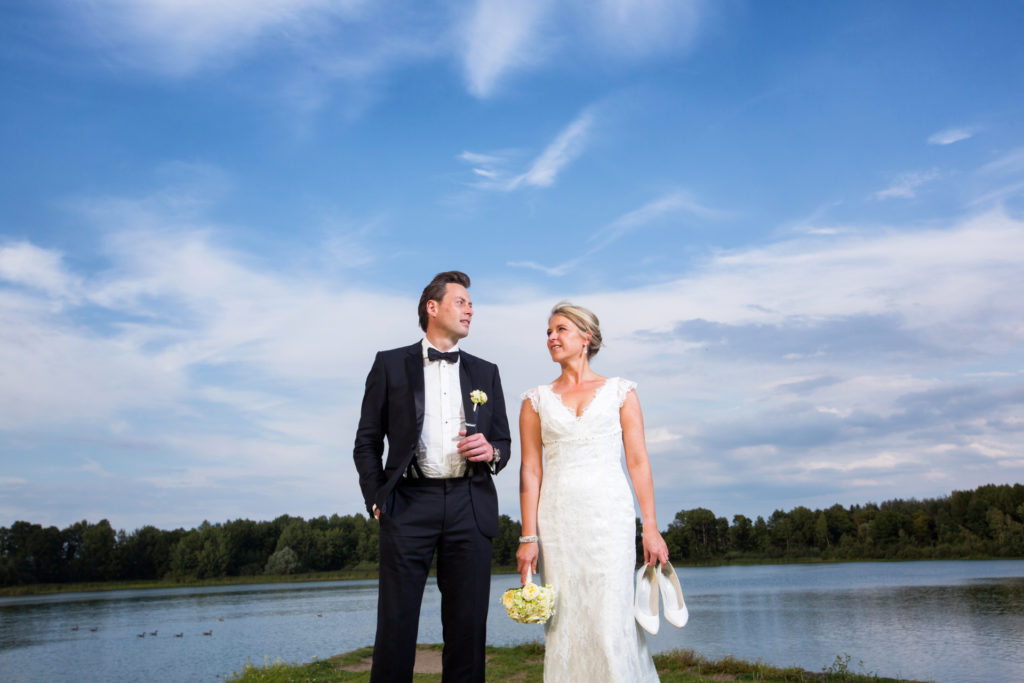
<box><xmin>1</xmin><ymin>560</ymin><xmax>1022</xmax><ymax>682</ymax></box>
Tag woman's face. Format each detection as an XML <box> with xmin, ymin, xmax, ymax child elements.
<box><xmin>547</xmin><ymin>314</ymin><xmax>589</xmax><ymax>362</ymax></box>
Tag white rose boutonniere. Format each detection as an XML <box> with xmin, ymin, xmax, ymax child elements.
<box><xmin>470</xmin><ymin>389</ymin><xmax>487</xmax><ymax>413</ymax></box>
<box><xmin>465</xmin><ymin>390</ymin><xmax>488</xmax><ymax>436</ymax></box>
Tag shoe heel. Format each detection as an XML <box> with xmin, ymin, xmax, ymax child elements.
<box><xmin>658</xmin><ymin>561</ymin><xmax>688</xmax><ymax>628</ymax></box>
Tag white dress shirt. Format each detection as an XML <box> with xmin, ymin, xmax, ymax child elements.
<box><xmin>416</xmin><ymin>338</ymin><xmax>468</xmax><ymax>478</ymax></box>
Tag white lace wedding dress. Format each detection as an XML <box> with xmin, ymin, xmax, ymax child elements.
<box><xmin>522</xmin><ymin>377</ymin><xmax>659</xmax><ymax>682</ymax></box>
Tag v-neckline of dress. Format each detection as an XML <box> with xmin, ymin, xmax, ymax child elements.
<box><xmin>547</xmin><ymin>378</ymin><xmax>610</xmax><ymax>420</ymax></box>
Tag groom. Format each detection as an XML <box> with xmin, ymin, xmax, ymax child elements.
<box><xmin>353</xmin><ymin>270</ymin><xmax>512</xmax><ymax>683</ymax></box>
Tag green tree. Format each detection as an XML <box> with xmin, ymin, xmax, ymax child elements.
<box><xmin>788</xmin><ymin>506</ymin><xmax>816</xmax><ymax>552</ymax></box>
<box><xmin>71</xmin><ymin>519</ymin><xmax>117</xmax><ymax>581</ymax></box>
<box><xmin>666</xmin><ymin>508</ymin><xmax>719</xmax><ymax>560</ymax></box>
<box><xmin>911</xmin><ymin>511</ymin><xmax>935</xmax><ymax>546</ymax></box>
<box><xmin>824</xmin><ymin>504</ymin><xmax>854</xmax><ymax>544</ymax></box>
<box><xmin>357</xmin><ymin>516</ymin><xmax>379</xmax><ymax>563</ymax></box>
<box><xmin>492</xmin><ymin>515</ymin><xmax>522</xmax><ymax>567</ymax></box>
<box><xmin>265</xmin><ymin>547</ymin><xmax>301</xmax><ymax>575</ymax></box>
<box><xmin>871</xmin><ymin>509</ymin><xmax>902</xmax><ymax>547</ymax></box>
<box><xmin>766</xmin><ymin>509</ymin><xmax>792</xmax><ymax>554</ymax></box>
<box><xmin>3</xmin><ymin>522</ymin><xmax>66</xmax><ymax>583</ymax></box>
<box><xmin>814</xmin><ymin>511</ymin><xmax>830</xmax><ymax>550</ymax></box>
<box><xmin>728</xmin><ymin>514</ymin><xmax>754</xmax><ymax>553</ymax></box>
<box><xmin>663</xmin><ymin>510</ymin><xmax>690</xmax><ymax>560</ymax></box>
<box><xmin>196</xmin><ymin>525</ymin><xmax>229</xmax><ymax>579</ymax></box>
<box><xmin>277</xmin><ymin>519</ymin><xmax>325</xmax><ymax>571</ymax></box>
<box><xmin>751</xmin><ymin>516</ymin><xmax>770</xmax><ymax>554</ymax></box>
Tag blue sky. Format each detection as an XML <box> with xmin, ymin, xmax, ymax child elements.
<box><xmin>2</xmin><ymin>1</ymin><xmax>1023</xmax><ymax>533</ymax></box>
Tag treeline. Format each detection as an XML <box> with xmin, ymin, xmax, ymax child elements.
<box><xmin>3</xmin><ymin>483</ymin><xmax>1023</xmax><ymax>587</ymax></box>
<box><xmin>662</xmin><ymin>483</ymin><xmax>1024</xmax><ymax>562</ymax></box>
<box><xmin>0</xmin><ymin>513</ymin><xmax>524</xmax><ymax>587</ymax></box>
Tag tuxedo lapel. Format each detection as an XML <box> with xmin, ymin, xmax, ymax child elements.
<box><xmin>405</xmin><ymin>345</ymin><xmax>425</xmax><ymax>439</ymax></box>
<box><xmin>458</xmin><ymin>355</ymin><xmax>476</xmax><ymax>476</ymax></box>
<box><xmin>459</xmin><ymin>354</ymin><xmax>474</xmax><ymax>427</ymax></box>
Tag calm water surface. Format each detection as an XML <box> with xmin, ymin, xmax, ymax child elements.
<box><xmin>1</xmin><ymin>560</ymin><xmax>1022</xmax><ymax>682</ymax></box>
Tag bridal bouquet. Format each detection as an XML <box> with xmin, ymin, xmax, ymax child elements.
<box><xmin>501</xmin><ymin>575</ymin><xmax>555</xmax><ymax>624</ymax></box>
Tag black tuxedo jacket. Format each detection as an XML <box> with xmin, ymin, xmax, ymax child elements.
<box><xmin>353</xmin><ymin>342</ymin><xmax>512</xmax><ymax>537</ymax></box>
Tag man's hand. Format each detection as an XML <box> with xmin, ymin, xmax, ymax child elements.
<box><xmin>457</xmin><ymin>430</ymin><xmax>494</xmax><ymax>462</ymax></box>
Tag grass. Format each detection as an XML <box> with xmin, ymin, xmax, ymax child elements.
<box><xmin>0</xmin><ymin>564</ymin><xmax>528</xmax><ymax>598</ymax></box>
<box><xmin>0</xmin><ymin>566</ymin><xmax>386</xmax><ymax>597</ymax></box>
<box><xmin>225</xmin><ymin>643</ymin><xmax>929</xmax><ymax>682</ymax></box>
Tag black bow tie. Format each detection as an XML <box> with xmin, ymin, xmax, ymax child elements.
<box><xmin>427</xmin><ymin>348</ymin><xmax>460</xmax><ymax>364</ymax></box>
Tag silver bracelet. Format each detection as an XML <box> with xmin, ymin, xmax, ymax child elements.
<box><xmin>518</xmin><ymin>535</ymin><xmax>539</xmax><ymax>543</ymax></box>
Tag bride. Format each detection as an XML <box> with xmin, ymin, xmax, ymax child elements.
<box><xmin>517</xmin><ymin>302</ymin><xmax>668</xmax><ymax>682</ymax></box>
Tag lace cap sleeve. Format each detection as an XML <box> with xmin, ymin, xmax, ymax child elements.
<box><xmin>520</xmin><ymin>387</ymin><xmax>540</xmax><ymax>412</ymax></box>
<box><xmin>613</xmin><ymin>377</ymin><xmax>637</xmax><ymax>408</ymax></box>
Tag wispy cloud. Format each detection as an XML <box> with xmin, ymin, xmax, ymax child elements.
<box><xmin>967</xmin><ymin>180</ymin><xmax>1024</xmax><ymax>207</ymax></box>
<box><xmin>967</xmin><ymin>147</ymin><xmax>1024</xmax><ymax>207</ymax></box>
<box><xmin>460</xmin><ymin>0</ymin><xmax>549</xmax><ymax>98</ymax></box>
<box><xmin>977</xmin><ymin>147</ymin><xmax>1024</xmax><ymax>176</ymax></box>
<box><xmin>873</xmin><ymin>168</ymin><xmax>941</xmax><ymax>200</ymax></box>
<box><xmin>56</xmin><ymin>1</ymin><xmax>710</xmax><ymax>106</ymax></box>
<box><xmin>509</xmin><ymin>111</ymin><xmax>594</xmax><ymax>189</ymax></box>
<box><xmin>72</xmin><ymin>0</ymin><xmax>357</xmax><ymax>77</ymax></box>
<box><xmin>927</xmin><ymin>127</ymin><xmax>974</xmax><ymax>145</ymax></box>
<box><xmin>0</xmin><ymin>242</ymin><xmax>82</xmax><ymax>302</ymax></box>
<box><xmin>578</xmin><ymin>0</ymin><xmax>707</xmax><ymax>56</ymax></box>
<box><xmin>461</xmin><ymin>109</ymin><xmax>595</xmax><ymax>191</ymax></box>
<box><xmin>459</xmin><ymin>151</ymin><xmax>505</xmax><ymax>166</ymax></box>
<box><xmin>509</xmin><ymin>189</ymin><xmax>721</xmax><ymax>275</ymax></box>
<box><xmin>504</xmin><ymin>257</ymin><xmax>584</xmax><ymax>278</ymax></box>
<box><xmin>52</xmin><ymin>0</ymin><xmax>443</xmax><ymax>125</ymax></box>
<box><xmin>458</xmin><ymin>0</ymin><xmax>709</xmax><ymax>97</ymax></box>
<box><xmin>590</xmin><ymin>190</ymin><xmax>725</xmax><ymax>245</ymax></box>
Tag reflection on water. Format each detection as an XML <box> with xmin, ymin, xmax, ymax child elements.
<box><xmin>1</xmin><ymin>561</ymin><xmax>1022</xmax><ymax>682</ymax></box>
<box><xmin>0</xmin><ymin>581</ymin><xmax>383</xmax><ymax>683</ymax></box>
<box><xmin>640</xmin><ymin>562</ymin><xmax>1024</xmax><ymax>683</ymax></box>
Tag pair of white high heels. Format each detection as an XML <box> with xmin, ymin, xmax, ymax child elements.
<box><xmin>634</xmin><ymin>560</ymin><xmax>688</xmax><ymax>634</ymax></box>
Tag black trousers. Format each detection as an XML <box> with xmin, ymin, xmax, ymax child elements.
<box><xmin>371</xmin><ymin>477</ymin><xmax>493</xmax><ymax>683</ymax></box>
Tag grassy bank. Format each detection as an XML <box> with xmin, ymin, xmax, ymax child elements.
<box><xmin>226</xmin><ymin>643</ymin><xmax>928</xmax><ymax>682</ymax></box>
<box><xmin>7</xmin><ymin>556</ymin><xmax>1010</xmax><ymax>597</ymax></box>
<box><xmin>0</xmin><ymin>565</ymin><xmax>385</xmax><ymax>598</ymax></box>
<box><xmin>0</xmin><ymin>565</ymin><xmax>528</xmax><ymax>598</ymax></box>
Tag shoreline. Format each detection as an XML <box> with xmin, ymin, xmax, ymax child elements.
<box><xmin>3</xmin><ymin>555</ymin><xmax>1016</xmax><ymax>598</ymax></box>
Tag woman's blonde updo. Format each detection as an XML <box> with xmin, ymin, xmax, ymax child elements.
<box><xmin>550</xmin><ymin>301</ymin><xmax>603</xmax><ymax>360</ymax></box>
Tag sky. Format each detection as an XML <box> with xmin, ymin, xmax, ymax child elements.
<box><xmin>1</xmin><ymin>0</ymin><xmax>1023</xmax><ymax>534</ymax></box>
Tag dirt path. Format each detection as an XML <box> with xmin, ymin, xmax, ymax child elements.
<box><xmin>335</xmin><ymin>645</ymin><xmax>449</xmax><ymax>674</ymax></box>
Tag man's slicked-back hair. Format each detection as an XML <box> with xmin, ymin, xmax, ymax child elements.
<box><xmin>418</xmin><ymin>271</ymin><xmax>471</xmax><ymax>332</ymax></box>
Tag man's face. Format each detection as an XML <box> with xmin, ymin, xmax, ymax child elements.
<box><xmin>428</xmin><ymin>283</ymin><xmax>473</xmax><ymax>341</ymax></box>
